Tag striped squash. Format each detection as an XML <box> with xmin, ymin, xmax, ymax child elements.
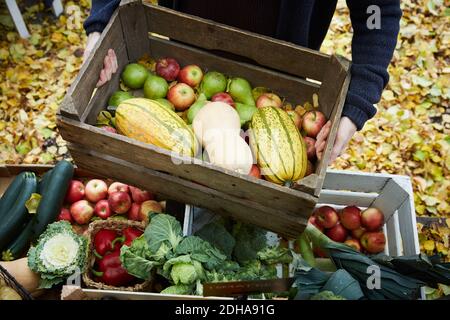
<box><xmin>249</xmin><ymin>107</ymin><xmax>307</xmax><ymax>185</ymax></box>
<box><xmin>115</xmin><ymin>98</ymin><xmax>199</xmax><ymax>157</ymax></box>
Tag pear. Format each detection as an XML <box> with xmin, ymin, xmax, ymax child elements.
<box><xmin>199</xmin><ymin>71</ymin><xmax>227</xmax><ymax>99</ymax></box>
<box><xmin>187</xmin><ymin>93</ymin><xmax>208</xmax><ymax>124</ymax></box>
<box><xmin>228</xmin><ymin>77</ymin><xmax>256</xmax><ymax>107</ymax></box>
<box><xmin>155</xmin><ymin>98</ymin><xmax>175</xmax><ymax>111</ymax></box>
<box><xmin>235</xmin><ymin>103</ymin><xmax>257</xmax><ymax>127</ymax></box>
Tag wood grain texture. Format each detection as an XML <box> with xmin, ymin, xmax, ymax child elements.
<box><xmin>147</xmin><ymin>36</ymin><xmax>319</xmax><ymax>105</ymax></box>
<box><xmin>69</xmin><ymin>145</ymin><xmax>308</xmax><ymax>238</ymax></box>
<box><xmin>82</xmin><ymin>44</ymin><xmax>128</xmax><ymax>124</ymax></box>
<box><xmin>119</xmin><ymin>1</ymin><xmax>149</xmax><ymax>62</ymax></box>
<box><xmin>321</xmin><ymin>170</ymin><xmax>390</xmax><ymax>193</ymax></box>
<box><xmin>57</xmin><ymin>116</ymin><xmax>318</xmax><ymax>219</ymax></box>
<box><xmin>59</xmin><ymin>11</ymin><xmax>124</xmax><ymax>119</ymax></box>
<box><xmin>143</xmin><ymin>3</ymin><xmax>329</xmax><ymax>81</ymax></box>
<box><xmin>313</xmin><ymin>57</ymin><xmax>351</xmax><ymax>196</ymax></box>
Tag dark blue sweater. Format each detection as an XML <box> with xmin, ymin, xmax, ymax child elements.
<box><xmin>84</xmin><ymin>0</ymin><xmax>402</xmax><ymax>130</ymax></box>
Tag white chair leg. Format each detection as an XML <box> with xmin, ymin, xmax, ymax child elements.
<box><xmin>5</xmin><ymin>0</ymin><xmax>30</xmax><ymax>39</ymax></box>
<box><xmin>52</xmin><ymin>0</ymin><xmax>64</xmax><ymax>17</ymax></box>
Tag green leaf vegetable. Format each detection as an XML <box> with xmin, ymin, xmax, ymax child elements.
<box><xmin>27</xmin><ymin>221</ymin><xmax>87</xmax><ymax>289</ymax></box>
<box><xmin>304</xmin><ymin>223</ymin><xmax>425</xmax><ymax>300</ymax></box>
<box><xmin>120</xmin><ymin>214</ymin><xmax>292</xmax><ymax>296</ymax></box>
<box><xmin>310</xmin><ymin>291</ymin><xmax>346</xmax><ymax>300</ymax></box>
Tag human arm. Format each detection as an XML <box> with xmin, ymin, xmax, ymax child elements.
<box><xmin>316</xmin><ymin>0</ymin><xmax>402</xmax><ymax>162</ymax></box>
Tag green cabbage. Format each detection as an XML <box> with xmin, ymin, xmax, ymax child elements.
<box><xmin>27</xmin><ymin>221</ymin><xmax>87</xmax><ymax>289</ymax></box>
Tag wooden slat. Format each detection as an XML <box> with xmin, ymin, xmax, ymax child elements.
<box><xmin>59</xmin><ymin>11</ymin><xmax>125</xmax><ymax>119</ymax></box>
<box><xmin>370</xmin><ymin>178</ymin><xmax>409</xmax><ymax>220</ymax></box>
<box><xmin>119</xmin><ymin>1</ymin><xmax>149</xmax><ymax>62</ymax></box>
<box><xmin>69</xmin><ymin>146</ymin><xmax>307</xmax><ymax>238</ymax></box>
<box><xmin>318</xmin><ymin>190</ymin><xmax>377</xmax><ymax>208</ymax></box>
<box><xmin>147</xmin><ymin>36</ymin><xmax>319</xmax><ymax>105</ymax></box>
<box><xmin>313</xmin><ymin>57</ymin><xmax>351</xmax><ymax>196</ymax></box>
<box><xmin>57</xmin><ymin>116</ymin><xmax>318</xmax><ymax>219</ymax></box>
<box><xmin>321</xmin><ymin>170</ymin><xmax>390</xmax><ymax>193</ymax></box>
<box><xmin>141</xmin><ymin>3</ymin><xmax>329</xmax><ymax>81</ymax></box>
<box><xmin>82</xmin><ymin>44</ymin><xmax>129</xmax><ymax>124</ymax></box>
<box><xmin>386</xmin><ymin>212</ymin><xmax>402</xmax><ymax>256</ymax></box>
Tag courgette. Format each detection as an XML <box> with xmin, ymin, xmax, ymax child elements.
<box><xmin>0</xmin><ymin>173</ymin><xmax>37</xmax><ymax>250</ymax></box>
<box><xmin>1</xmin><ymin>219</ymin><xmax>33</xmax><ymax>261</ymax></box>
<box><xmin>0</xmin><ymin>172</ymin><xmax>26</xmax><ymax>223</ymax></box>
<box><xmin>31</xmin><ymin>160</ymin><xmax>74</xmax><ymax>240</ymax></box>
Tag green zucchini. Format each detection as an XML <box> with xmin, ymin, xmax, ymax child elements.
<box><xmin>0</xmin><ymin>172</ymin><xmax>38</xmax><ymax>250</ymax></box>
<box><xmin>1</xmin><ymin>219</ymin><xmax>33</xmax><ymax>261</ymax></box>
<box><xmin>31</xmin><ymin>160</ymin><xmax>74</xmax><ymax>240</ymax></box>
<box><xmin>0</xmin><ymin>172</ymin><xmax>26</xmax><ymax>223</ymax></box>
<box><xmin>38</xmin><ymin>169</ymin><xmax>54</xmax><ymax>194</ymax></box>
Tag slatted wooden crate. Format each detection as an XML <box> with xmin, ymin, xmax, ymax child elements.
<box><xmin>57</xmin><ymin>0</ymin><xmax>351</xmax><ymax>238</ymax></box>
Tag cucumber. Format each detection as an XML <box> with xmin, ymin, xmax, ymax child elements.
<box><xmin>31</xmin><ymin>160</ymin><xmax>74</xmax><ymax>240</ymax></box>
<box><xmin>0</xmin><ymin>172</ymin><xmax>26</xmax><ymax>223</ymax></box>
<box><xmin>0</xmin><ymin>172</ymin><xmax>37</xmax><ymax>250</ymax></box>
<box><xmin>1</xmin><ymin>219</ymin><xmax>33</xmax><ymax>261</ymax></box>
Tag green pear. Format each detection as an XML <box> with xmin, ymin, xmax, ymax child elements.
<box><xmin>155</xmin><ymin>98</ymin><xmax>175</xmax><ymax>111</ymax></box>
<box><xmin>200</xmin><ymin>71</ymin><xmax>227</xmax><ymax>99</ymax></box>
<box><xmin>187</xmin><ymin>93</ymin><xmax>208</xmax><ymax>124</ymax></box>
<box><xmin>235</xmin><ymin>103</ymin><xmax>257</xmax><ymax>127</ymax></box>
<box><xmin>228</xmin><ymin>77</ymin><xmax>256</xmax><ymax>107</ymax></box>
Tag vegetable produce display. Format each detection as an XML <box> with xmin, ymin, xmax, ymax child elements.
<box><xmin>120</xmin><ymin>214</ymin><xmax>293</xmax><ymax>296</ymax></box>
<box><xmin>97</xmin><ymin>57</ymin><xmax>329</xmax><ymax>183</ymax></box>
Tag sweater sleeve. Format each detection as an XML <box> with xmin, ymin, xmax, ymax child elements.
<box><xmin>83</xmin><ymin>0</ymin><xmax>121</xmax><ymax>35</ymax></box>
<box><xmin>343</xmin><ymin>0</ymin><xmax>402</xmax><ymax>130</ymax></box>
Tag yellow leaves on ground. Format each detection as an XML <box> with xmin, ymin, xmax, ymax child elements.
<box><xmin>322</xmin><ymin>1</ymin><xmax>449</xmax><ymax>261</ymax></box>
<box><xmin>0</xmin><ymin>2</ymin><xmax>90</xmax><ymax>164</ymax></box>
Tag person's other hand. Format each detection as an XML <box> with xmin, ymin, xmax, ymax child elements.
<box><xmin>315</xmin><ymin>116</ymin><xmax>357</xmax><ymax>163</ymax></box>
<box><xmin>83</xmin><ymin>32</ymin><xmax>118</xmax><ymax>88</ymax></box>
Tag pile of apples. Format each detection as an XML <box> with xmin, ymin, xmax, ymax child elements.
<box><xmin>58</xmin><ymin>179</ymin><xmax>163</xmax><ymax>226</ymax></box>
<box><xmin>309</xmin><ymin>205</ymin><xmax>386</xmax><ymax>255</ymax></box>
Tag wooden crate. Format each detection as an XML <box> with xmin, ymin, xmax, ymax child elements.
<box><xmin>57</xmin><ymin>0</ymin><xmax>351</xmax><ymax>238</ymax></box>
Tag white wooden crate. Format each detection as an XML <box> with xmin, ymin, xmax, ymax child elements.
<box><xmin>319</xmin><ymin>170</ymin><xmax>419</xmax><ymax>257</ymax></box>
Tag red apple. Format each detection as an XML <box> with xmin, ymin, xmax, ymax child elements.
<box><xmin>108</xmin><ymin>191</ymin><xmax>132</xmax><ymax>214</ymax></box>
<box><xmin>108</xmin><ymin>182</ymin><xmax>129</xmax><ymax>195</ymax></box>
<box><xmin>256</xmin><ymin>93</ymin><xmax>282</xmax><ymax>108</ymax></box>
<box><xmin>85</xmin><ymin>179</ymin><xmax>108</xmax><ymax>203</ymax></box>
<box><xmin>360</xmin><ymin>231</ymin><xmax>386</xmax><ymax>253</ymax></box>
<box><xmin>156</xmin><ymin>57</ymin><xmax>180</xmax><ymax>81</ymax></box>
<box><xmin>302</xmin><ymin>111</ymin><xmax>327</xmax><ymax>138</ymax></box>
<box><xmin>303</xmin><ymin>137</ymin><xmax>316</xmax><ymax>160</ymax></box>
<box><xmin>308</xmin><ymin>215</ymin><xmax>324</xmax><ymax>232</ymax></box>
<box><xmin>351</xmin><ymin>227</ymin><xmax>366</xmax><ymax>239</ymax></box>
<box><xmin>65</xmin><ymin>180</ymin><xmax>85</xmax><ymax>204</ymax></box>
<box><xmin>94</xmin><ymin>200</ymin><xmax>112</xmax><ymax>219</ymax></box>
<box><xmin>344</xmin><ymin>239</ymin><xmax>362</xmax><ymax>252</ymax></box>
<box><xmin>139</xmin><ymin>200</ymin><xmax>163</xmax><ymax>223</ymax></box>
<box><xmin>129</xmin><ymin>186</ymin><xmax>153</xmax><ymax>203</ymax></box>
<box><xmin>57</xmin><ymin>208</ymin><xmax>73</xmax><ymax>223</ymax></box>
<box><xmin>178</xmin><ymin>64</ymin><xmax>203</xmax><ymax>87</ymax></box>
<box><xmin>167</xmin><ymin>83</ymin><xmax>196</xmax><ymax>111</ymax></box>
<box><xmin>314</xmin><ymin>205</ymin><xmax>339</xmax><ymax>229</ymax></box>
<box><xmin>340</xmin><ymin>206</ymin><xmax>362</xmax><ymax>230</ymax></box>
<box><xmin>127</xmin><ymin>203</ymin><xmax>142</xmax><ymax>221</ymax></box>
<box><xmin>101</xmin><ymin>126</ymin><xmax>117</xmax><ymax>134</ymax></box>
<box><xmin>248</xmin><ymin>165</ymin><xmax>261</xmax><ymax>179</ymax></box>
<box><xmin>361</xmin><ymin>207</ymin><xmax>385</xmax><ymax>231</ymax></box>
<box><xmin>287</xmin><ymin>110</ymin><xmax>301</xmax><ymax>129</ymax></box>
<box><xmin>211</xmin><ymin>92</ymin><xmax>235</xmax><ymax>107</ymax></box>
<box><xmin>325</xmin><ymin>223</ymin><xmax>348</xmax><ymax>242</ymax></box>
<box><xmin>70</xmin><ymin>200</ymin><xmax>94</xmax><ymax>225</ymax></box>
<box><xmin>305</xmin><ymin>160</ymin><xmax>315</xmax><ymax>176</ymax></box>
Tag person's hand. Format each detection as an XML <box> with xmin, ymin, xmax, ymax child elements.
<box><xmin>315</xmin><ymin>116</ymin><xmax>357</xmax><ymax>163</ymax></box>
<box><xmin>83</xmin><ymin>32</ymin><xmax>118</xmax><ymax>88</ymax></box>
